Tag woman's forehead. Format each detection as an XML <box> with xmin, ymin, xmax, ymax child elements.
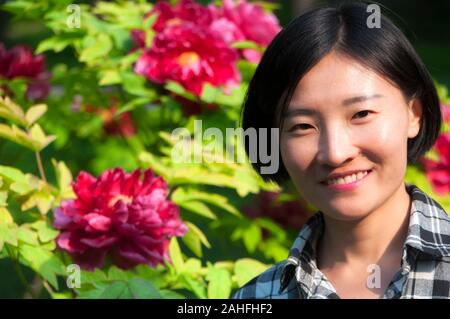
<box><xmin>289</xmin><ymin>53</ymin><xmax>402</xmax><ymax>108</ymax></box>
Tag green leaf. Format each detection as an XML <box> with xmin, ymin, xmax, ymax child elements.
<box><xmin>108</xmin><ymin>266</ymin><xmax>128</xmax><ymax>281</ymax></box>
<box><xmin>0</xmin><ymin>124</ymin><xmax>41</xmax><ymax>151</ymax></box>
<box><xmin>0</xmin><ymin>96</ymin><xmax>27</xmax><ymax>127</ymax></box>
<box><xmin>0</xmin><ymin>183</ymin><xmax>7</xmax><ymax>205</ymax></box>
<box><xmin>234</xmin><ymin>259</ymin><xmax>271</xmax><ymax>287</ymax></box>
<box><xmin>168</xmin><ymin>237</ymin><xmax>184</xmax><ymax>273</ymax></box>
<box><xmin>99</xmin><ymin>69</ymin><xmax>121</xmax><ymax>86</ymax></box>
<box><xmin>233</xmin><ymin>166</ymin><xmax>260</xmax><ymax>197</ymax></box>
<box><xmin>170</xmin><ymin>169</ymin><xmax>239</xmax><ymax>192</ymax></box>
<box><xmin>29</xmin><ymin>123</ymin><xmax>56</xmax><ymax>150</ymax></box>
<box><xmin>0</xmin><ymin>208</ymin><xmax>13</xmax><ymax>225</ymax></box>
<box><xmin>181</xmin><ymin>221</ymin><xmax>211</xmax><ymax>257</ymax></box>
<box><xmin>255</xmin><ymin>218</ymin><xmax>287</xmax><ymax>241</ymax></box>
<box><xmin>51</xmin><ymin>159</ymin><xmax>74</xmax><ymax>198</ymax></box>
<box><xmin>121</xmin><ymin>71</ymin><xmax>156</xmax><ymax>98</ymax></box>
<box><xmin>116</xmin><ymin>97</ymin><xmax>149</xmax><ymax>116</ymax></box>
<box><xmin>36</xmin><ymin>35</ymin><xmax>77</xmax><ymax>53</ymax></box>
<box><xmin>181</xmin><ymin>227</ymin><xmax>202</xmax><ymax>258</ymax></box>
<box><xmin>261</xmin><ymin>239</ymin><xmax>290</xmax><ymax>263</ymax></box>
<box><xmin>19</xmin><ymin>244</ymin><xmax>65</xmax><ymax>289</ymax></box>
<box><xmin>242</xmin><ymin>223</ymin><xmax>262</xmax><ymax>253</ymax></box>
<box><xmin>30</xmin><ymin>220</ymin><xmax>59</xmax><ymax>243</ymax></box>
<box><xmin>171</xmin><ymin>188</ymin><xmax>241</xmax><ymax>217</ymax></box>
<box><xmin>120</xmin><ymin>50</ymin><xmax>141</xmax><ymax>69</ymax></box>
<box><xmin>138</xmin><ymin>152</ymin><xmax>172</xmax><ymax>181</ymax></box>
<box><xmin>165</xmin><ymin>81</ymin><xmax>196</xmax><ymax>101</ymax></box>
<box><xmin>180</xmin><ymin>274</ymin><xmax>207</xmax><ymax>299</ymax></box>
<box><xmin>98</xmin><ymin>281</ymin><xmax>131</xmax><ymax>299</ymax></box>
<box><xmin>0</xmin><ymin>224</ymin><xmax>18</xmax><ymax>246</ymax></box>
<box><xmin>206</xmin><ymin>266</ymin><xmax>232</xmax><ymax>299</ymax></box>
<box><xmin>80</xmin><ymin>268</ymin><xmax>108</xmax><ymax>286</ymax></box>
<box><xmin>186</xmin><ymin>221</ymin><xmax>211</xmax><ymax>249</ymax></box>
<box><xmin>25</xmin><ymin>104</ymin><xmax>47</xmax><ymax>127</ymax></box>
<box><xmin>20</xmin><ymin>189</ymin><xmax>54</xmax><ymax>215</ymax></box>
<box><xmin>200</xmin><ymin>83</ymin><xmax>219</xmax><ymax>104</ymax></box>
<box><xmin>177</xmin><ymin>200</ymin><xmax>217</xmax><ymax>220</ymax></box>
<box><xmin>0</xmin><ymin>165</ymin><xmax>34</xmax><ymax>195</ymax></box>
<box><xmin>17</xmin><ymin>226</ymin><xmax>39</xmax><ymax>246</ymax></box>
<box><xmin>159</xmin><ymin>289</ymin><xmax>186</xmax><ymax>299</ymax></box>
<box><xmin>183</xmin><ymin>258</ymin><xmax>203</xmax><ymax>275</ymax></box>
<box><xmin>80</xmin><ymin>33</ymin><xmax>113</xmax><ymax>63</ymax></box>
<box><xmin>128</xmin><ymin>278</ymin><xmax>161</xmax><ymax>299</ymax></box>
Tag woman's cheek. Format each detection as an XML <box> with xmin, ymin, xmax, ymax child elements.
<box><xmin>358</xmin><ymin>117</ymin><xmax>407</xmax><ymax>157</ymax></box>
<box><xmin>280</xmin><ymin>137</ymin><xmax>316</xmax><ymax>175</ymax></box>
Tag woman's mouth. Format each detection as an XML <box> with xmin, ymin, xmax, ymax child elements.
<box><xmin>320</xmin><ymin>169</ymin><xmax>372</xmax><ymax>191</ymax></box>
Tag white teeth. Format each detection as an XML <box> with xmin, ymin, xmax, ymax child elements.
<box><xmin>327</xmin><ymin>170</ymin><xmax>369</xmax><ymax>185</ymax></box>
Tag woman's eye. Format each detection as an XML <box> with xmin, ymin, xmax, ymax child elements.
<box><xmin>353</xmin><ymin>110</ymin><xmax>372</xmax><ymax>119</ymax></box>
<box><xmin>289</xmin><ymin>123</ymin><xmax>313</xmax><ymax>131</ymax></box>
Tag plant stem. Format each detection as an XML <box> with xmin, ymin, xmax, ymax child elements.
<box><xmin>6</xmin><ymin>245</ymin><xmax>38</xmax><ymax>299</ymax></box>
<box><xmin>42</xmin><ymin>279</ymin><xmax>55</xmax><ymax>296</ymax></box>
<box><xmin>35</xmin><ymin>151</ymin><xmax>47</xmax><ymax>183</ymax></box>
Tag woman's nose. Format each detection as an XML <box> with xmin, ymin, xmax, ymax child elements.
<box><xmin>316</xmin><ymin>126</ymin><xmax>360</xmax><ymax>166</ymax></box>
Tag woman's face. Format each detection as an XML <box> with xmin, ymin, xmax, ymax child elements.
<box><xmin>280</xmin><ymin>52</ymin><xmax>422</xmax><ymax>221</ymax></box>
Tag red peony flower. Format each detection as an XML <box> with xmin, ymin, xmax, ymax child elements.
<box><xmin>441</xmin><ymin>103</ymin><xmax>450</xmax><ymax>122</ymax></box>
<box><xmin>0</xmin><ymin>43</ymin><xmax>51</xmax><ymax>101</ymax></box>
<box><xmin>134</xmin><ymin>23</ymin><xmax>240</xmax><ymax>97</ymax></box>
<box><xmin>85</xmin><ymin>97</ymin><xmax>136</xmax><ymax>137</ymax></box>
<box><xmin>209</xmin><ymin>0</ymin><xmax>281</xmax><ymax>63</ymax></box>
<box><xmin>150</xmin><ymin>0</ymin><xmax>213</xmax><ymax>32</ymax></box>
<box><xmin>244</xmin><ymin>191</ymin><xmax>313</xmax><ymax>238</ymax></box>
<box><xmin>420</xmin><ymin>132</ymin><xmax>450</xmax><ymax>195</ymax></box>
<box><xmin>131</xmin><ymin>0</ymin><xmax>213</xmax><ymax>49</ymax></box>
<box><xmin>54</xmin><ymin>168</ymin><xmax>188</xmax><ymax>270</ymax></box>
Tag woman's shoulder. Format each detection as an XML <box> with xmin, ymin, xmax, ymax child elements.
<box><xmin>231</xmin><ymin>259</ymin><xmax>299</xmax><ymax>299</ymax></box>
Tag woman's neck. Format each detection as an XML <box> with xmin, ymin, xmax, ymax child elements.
<box><xmin>317</xmin><ymin>182</ymin><xmax>412</xmax><ymax>267</ymax></box>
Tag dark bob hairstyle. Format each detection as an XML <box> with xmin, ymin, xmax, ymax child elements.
<box><xmin>241</xmin><ymin>1</ymin><xmax>442</xmax><ymax>186</ymax></box>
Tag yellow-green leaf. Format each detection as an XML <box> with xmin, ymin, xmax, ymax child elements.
<box><xmin>25</xmin><ymin>104</ymin><xmax>47</xmax><ymax>127</ymax></box>
<box><xmin>0</xmin><ymin>165</ymin><xmax>34</xmax><ymax>195</ymax></box>
<box><xmin>187</xmin><ymin>221</ymin><xmax>211</xmax><ymax>249</ymax></box>
<box><xmin>17</xmin><ymin>226</ymin><xmax>39</xmax><ymax>245</ymax></box>
<box><xmin>0</xmin><ymin>124</ymin><xmax>40</xmax><ymax>151</ymax></box>
<box><xmin>30</xmin><ymin>220</ymin><xmax>59</xmax><ymax>243</ymax></box>
<box><xmin>29</xmin><ymin>123</ymin><xmax>56</xmax><ymax>150</ymax></box>
<box><xmin>177</xmin><ymin>200</ymin><xmax>217</xmax><ymax>220</ymax></box>
<box><xmin>52</xmin><ymin>159</ymin><xmax>74</xmax><ymax>198</ymax></box>
<box><xmin>0</xmin><ymin>207</ymin><xmax>13</xmax><ymax>225</ymax></box>
<box><xmin>206</xmin><ymin>266</ymin><xmax>232</xmax><ymax>299</ymax></box>
<box><xmin>0</xmin><ymin>96</ymin><xmax>26</xmax><ymax>127</ymax></box>
<box><xmin>0</xmin><ymin>224</ymin><xmax>18</xmax><ymax>246</ymax></box>
<box><xmin>19</xmin><ymin>244</ymin><xmax>65</xmax><ymax>289</ymax></box>
<box><xmin>80</xmin><ymin>34</ymin><xmax>113</xmax><ymax>63</ymax></box>
<box><xmin>168</xmin><ymin>237</ymin><xmax>184</xmax><ymax>273</ymax></box>
<box><xmin>234</xmin><ymin>259</ymin><xmax>271</xmax><ymax>287</ymax></box>
<box><xmin>0</xmin><ymin>191</ymin><xmax>7</xmax><ymax>207</ymax></box>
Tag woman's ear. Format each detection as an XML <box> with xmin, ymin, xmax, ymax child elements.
<box><xmin>407</xmin><ymin>98</ymin><xmax>423</xmax><ymax>139</ymax></box>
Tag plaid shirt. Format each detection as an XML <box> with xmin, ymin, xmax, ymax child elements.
<box><xmin>232</xmin><ymin>183</ymin><xmax>450</xmax><ymax>299</ymax></box>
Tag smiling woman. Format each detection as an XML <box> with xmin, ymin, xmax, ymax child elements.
<box><xmin>234</xmin><ymin>1</ymin><xmax>450</xmax><ymax>299</ymax></box>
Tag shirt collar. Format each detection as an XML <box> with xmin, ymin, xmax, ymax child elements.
<box><xmin>403</xmin><ymin>183</ymin><xmax>450</xmax><ymax>258</ymax></box>
<box><xmin>279</xmin><ymin>182</ymin><xmax>450</xmax><ymax>294</ymax></box>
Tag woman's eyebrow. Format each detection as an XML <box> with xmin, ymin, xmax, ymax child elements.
<box><xmin>283</xmin><ymin>94</ymin><xmax>383</xmax><ymax>118</ymax></box>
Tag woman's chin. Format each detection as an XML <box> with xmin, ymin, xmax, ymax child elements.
<box><xmin>322</xmin><ymin>206</ymin><xmax>371</xmax><ymax>222</ymax></box>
